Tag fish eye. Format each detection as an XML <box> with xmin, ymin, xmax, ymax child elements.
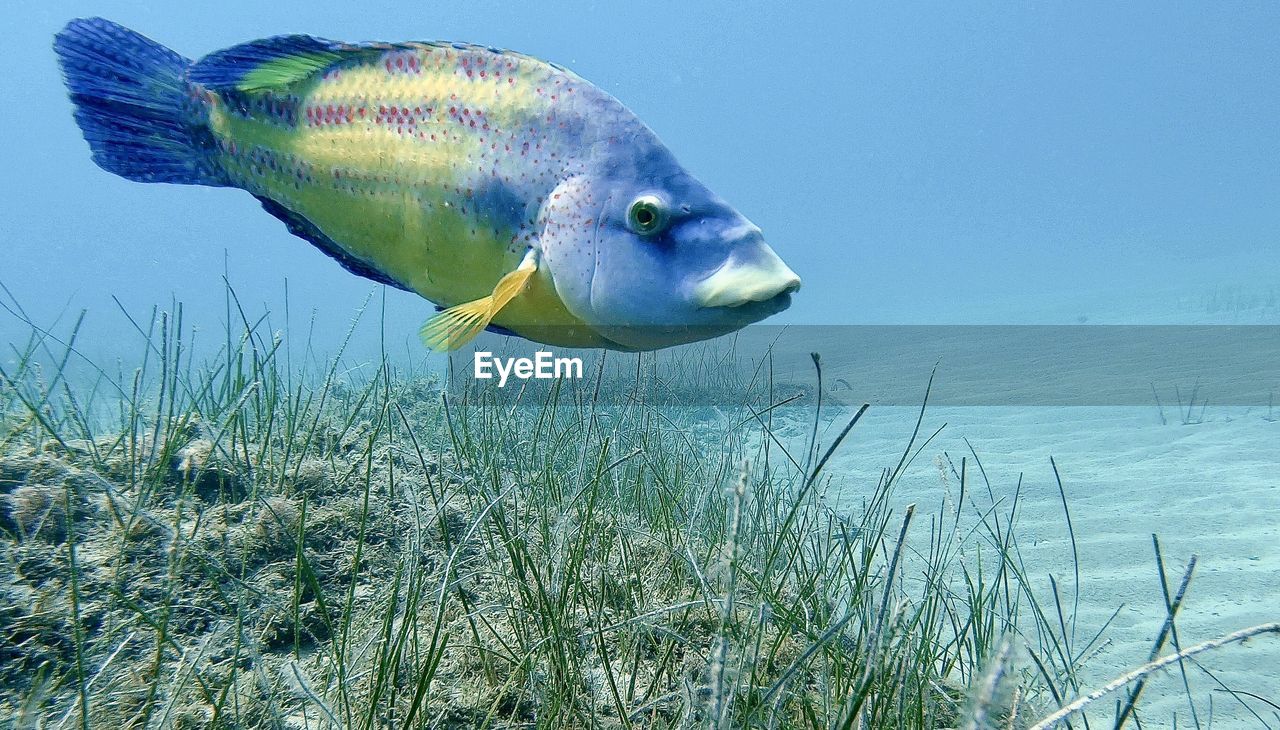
<box><xmin>626</xmin><ymin>195</ymin><xmax>668</xmax><ymax>235</ymax></box>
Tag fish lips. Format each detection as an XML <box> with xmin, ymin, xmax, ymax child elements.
<box><xmin>693</xmin><ymin>243</ymin><xmax>801</xmax><ymax>323</ymax></box>
<box><xmin>717</xmin><ymin>288</ymin><xmax>797</xmax><ymax>322</ymax></box>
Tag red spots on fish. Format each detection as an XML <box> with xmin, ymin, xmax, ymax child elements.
<box><xmin>384</xmin><ymin>51</ymin><xmax>422</xmax><ymax>76</ymax></box>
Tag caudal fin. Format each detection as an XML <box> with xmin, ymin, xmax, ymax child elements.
<box><xmin>54</xmin><ymin>18</ymin><xmax>221</xmax><ymax>185</ymax></box>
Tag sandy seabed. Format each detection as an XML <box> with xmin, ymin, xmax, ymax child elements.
<box><xmin>808</xmin><ymin>404</ymin><xmax>1279</xmax><ymax>726</ymax></box>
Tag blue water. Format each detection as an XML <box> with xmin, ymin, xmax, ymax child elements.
<box><xmin>5</xmin><ymin>1</ymin><xmax>1280</xmax><ymax>356</ymax></box>
<box><xmin>3</xmin><ymin>2</ymin><xmax>1279</xmax><ymax>725</ymax></box>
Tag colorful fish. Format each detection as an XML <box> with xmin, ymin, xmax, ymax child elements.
<box><xmin>55</xmin><ymin>18</ymin><xmax>800</xmax><ymax>351</ymax></box>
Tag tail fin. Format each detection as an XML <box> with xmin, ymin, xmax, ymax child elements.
<box><xmin>54</xmin><ymin>18</ymin><xmax>221</xmax><ymax>186</ymax></box>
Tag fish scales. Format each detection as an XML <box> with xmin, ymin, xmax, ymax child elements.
<box><xmin>200</xmin><ymin>43</ymin><xmax>612</xmax><ymax>334</ymax></box>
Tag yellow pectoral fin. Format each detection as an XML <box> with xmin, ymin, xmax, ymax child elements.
<box><xmin>420</xmin><ymin>250</ymin><xmax>539</xmax><ymax>352</ymax></box>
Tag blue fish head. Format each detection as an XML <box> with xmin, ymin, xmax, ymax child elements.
<box><xmin>539</xmin><ymin>139</ymin><xmax>800</xmax><ymax>350</ymax></box>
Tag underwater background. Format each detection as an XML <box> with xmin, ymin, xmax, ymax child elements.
<box><xmin>2</xmin><ymin>1</ymin><xmax>1278</xmax><ymax>727</ymax></box>
<box><xmin>7</xmin><ymin>1</ymin><xmax>1280</xmax><ymax>356</ymax></box>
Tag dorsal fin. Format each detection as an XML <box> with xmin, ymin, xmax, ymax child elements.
<box><xmin>253</xmin><ymin>195</ymin><xmax>410</xmax><ymax>292</ymax></box>
<box><xmin>190</xmin><ymin>35</ymin><xmax>377</xmax><ymax>92</ymax></box>
<box><xmin>189</xmin><ymin>35</ymin><xmax>564</xmax><ymax>95</ymax></box>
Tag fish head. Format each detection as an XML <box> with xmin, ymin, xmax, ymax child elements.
<box><xmin>538</xmin><ymin>145</ymin><xmax>800</xmax><ymax>350</ymax></box>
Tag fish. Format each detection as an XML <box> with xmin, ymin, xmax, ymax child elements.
<box><xmin>54</xmin><ymin>18</ymin><xmax>801</xmax><ymax>351</ymax></box>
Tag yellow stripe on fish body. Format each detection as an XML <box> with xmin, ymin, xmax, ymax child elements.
<box><xmin>200</xmin><ymin>41</ymin><xmax>610</xmax><ymax>346</ymax></box>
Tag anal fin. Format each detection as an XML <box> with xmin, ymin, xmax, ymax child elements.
<box><xmin>420</xmin><ymin>250</ymin><xmax>538</xmax><ymax>351</ymax></box>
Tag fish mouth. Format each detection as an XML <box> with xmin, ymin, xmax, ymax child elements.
<box><xmin>719</xmin><ymin>277</ymin><xmax>802</xmax><ymax>307</ymax></box>
<box><xmin>716</xmin><ymin>287</ymin><xmax>797</xmax><ymax>320</ymax></box>
<box><xmin>693</xmin><ymin>242</ymin><xmax>802</xmax><ymax>315</ymax></box>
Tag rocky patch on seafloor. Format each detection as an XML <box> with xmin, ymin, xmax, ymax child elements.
<box><xmin>0</xmin><ymin>414</ymin><xmax>731</xmax><ymax>727</ymax></box>
<box><xmin>0</xmin><ymin>423</ymin><xmax>445</xmax><ymax>724</ymax></box>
